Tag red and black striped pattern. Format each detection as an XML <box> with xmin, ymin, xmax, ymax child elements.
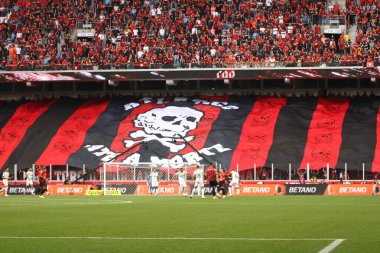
<box><xmin>1</xmin><ymin>96</ymin><xmax>380</xmax><ymax>171</ymax></box>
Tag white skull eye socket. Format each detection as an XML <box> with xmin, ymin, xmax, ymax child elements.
<box><xmin>162</xmin><ymin>116</ymin><xmax>177</xmax><ymax>122</ymax></box>
<box><xmin>186</xmin><ymin>116</ymin><xmax>197</xmax><ymax>122</ymax></box>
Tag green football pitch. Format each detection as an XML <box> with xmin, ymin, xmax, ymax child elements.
<box><xmin>0</xmin><ymin>195</ymin><xmax>378</xmax><ymax>253</ymax></box>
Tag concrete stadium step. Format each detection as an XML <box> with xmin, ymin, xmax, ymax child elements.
<box><xmin>347</xmin><ymin>24</ymin><xmax>357</xmax><ymax>44</ymax></box>
<box><xmin>337</xmin><ymin>0</ymin><xmax>346</xmax><ymax>10</ymax></box>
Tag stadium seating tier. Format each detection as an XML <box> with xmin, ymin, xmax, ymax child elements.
<box><xmin>0</xmin><ymin>0</ymin><xmax>378</xmax><ymax>70</ymax></box>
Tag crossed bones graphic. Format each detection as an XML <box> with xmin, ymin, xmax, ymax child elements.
<box><xmin>123</xmin><ymin>130</ymin><xmax>195</xmax><ymax>152</ymax></box>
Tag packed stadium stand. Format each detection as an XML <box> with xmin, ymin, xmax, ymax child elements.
<box><xmin>0</xmin><ymin>1</ymin><xmax>379</xmax><ymax>180</ymax></box>
<box><xmin>1</xmin><ymin>3</ymin><xmax>380</xmax><ymax>253</ymax></box>
<box><xmin>0</xmin><ymin>0</ymin><xmax>378</xmax><ymax>70</ymax></box>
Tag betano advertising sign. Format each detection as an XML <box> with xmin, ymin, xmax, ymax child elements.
<box><xmin>240</xmin><ymin>184</ymin><xmax>280</xmax><ymax>196</ymax></box>
<box><xmin>327</xmin><ymin>184</ymin><xmax>378</xmax><ymax>196</ymax></box>
<box><xmin>285</xmin><ymin>184</ymin><xmax>328</xmax><ymax>195</ymax></box>
<box><xmin>47</xmin><ymin>184</ymin><xmax>98</xmax><ymax>196</ymax></box>
<box><xmin>1</xmin><ymin>183</ymin><xmax>379</xmax><ymax>196</ymax></box>
<box><xmin>135</xmin><ymin>184</ymin><xmax>182</xmax><ymax>196</ymax></box>
<box><xmin>0</xmin><ymin>184</ymin><xmax>98</xmax><ymax>196</ymax></box>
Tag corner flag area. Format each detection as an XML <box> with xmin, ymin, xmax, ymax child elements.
<box><xmin>0</xmin><ymin>196</ymin><xmax>378</xmax><ymax>253</ymax></box>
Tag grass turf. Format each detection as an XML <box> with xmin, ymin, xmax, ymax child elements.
<box><xmin>0</xmin><ymin>195</ymin><xmax>378</xmax><ymax>253</ymax></box>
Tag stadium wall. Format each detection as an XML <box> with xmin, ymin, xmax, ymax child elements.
<box><xmin>1</xmin><ymin>183</ymin><xmax>379</xmax><ymax>197</ymax></box>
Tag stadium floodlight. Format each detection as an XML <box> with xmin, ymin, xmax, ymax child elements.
<box><xmin>26</xmin><ymin>81</ymin><xmax>36</xmax><ymax>87</ymax></box>
<box><xmin>166</xmin><ymin>80</ymin><xmax>177</xmax><ymax>86</ymax></box>
<box><xmin>371</xmin><ymin>77</ymin><xmax>376</xmax><ymax>83</ymax></box>
<box><xmin>95</xmin><ymin>75</ymin><xmax>106</xmax><ymax>80</ymax></box>
<box><xmin>224</xmin><ymin>79</ymin><xmax>231</xmax><ymax>85</ymax></box>
<box><xmin>108</xmin><ymin>80</ymin><xmax>118</xmax><ymax>86</ymax></box>
<box><xmin>284</xmin><ymin>77</ymin><xmax>291</xmax><ymax>84</ymax></box>
<box><xmin>79</xmin><ymin>72</ymin><xmax>93</xmax><ymax>78</ymax></box>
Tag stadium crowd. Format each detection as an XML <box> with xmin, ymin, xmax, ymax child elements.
<box><xmin>0</xmin><ymin>0</ymin><xmax>378</xmax><ymax>70</ymax></box>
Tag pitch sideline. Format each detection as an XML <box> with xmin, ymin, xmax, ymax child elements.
<box><xmin>0</xmin><ymin>236</ymin><xmax>346</xmax><ymax>252</ymax></box>
<box><xmin>0</xmin><ymin>236</ymin><xmax>344</xmax><ymax>242</ymax></box>
<box><xmin>318</xmin><ymin>239</ymin><xmax>346</xmax><ymax>253</ymax></box>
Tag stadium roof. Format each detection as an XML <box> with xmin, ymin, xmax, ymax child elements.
<box><xmin>0</xmin><ymin>67</ymin><xmax>379</xmax><ymax>83</ymax></box>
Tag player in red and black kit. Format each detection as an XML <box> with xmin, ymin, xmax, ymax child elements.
<box><xmin>35</xmin><ymin>166</ymin><xmax>48</xmax><ymax>198</ymax></box>
<box><xmin>205</xmin><ymin>164</ymin><xmax>218</xmax><ymax>199</ymax></box>
<box><xmin>217</xmin><ymin>168</ymin><xmax>229</xmax><ymax>199</ymax></box>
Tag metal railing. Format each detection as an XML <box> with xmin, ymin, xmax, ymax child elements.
<box><xmin>76</xmin><ymin>21</ymin><xmax>96</xmax><ymax>30</ymax></box>
<box><xmin>237</xmin><ymin>163</ymin><xmax>375</xmax><ymax>182</ymax></box>
<box><xmin>4</xmin><ymin>162</ymin><xmax>379</xmax><ymax>183</ymax></box>
<box><xmin>321</xmin><ymin>16</ymin><xmax>346</xmax><ymax>26</ymax></box>
<box><xmin>1</xmin><ymin>59</ymin><xmax>375</xmax><ymax>72</ymax></box>
<box><xmin>0</xmin><ymin>63</ymin><xmax>363</xmax><ymax>72</ymax></box>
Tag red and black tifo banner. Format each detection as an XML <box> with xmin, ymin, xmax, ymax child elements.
<box><xmin>3</xmin><ymin>96</ymin><xmax>380</xmax><ymax>172</ymax></box>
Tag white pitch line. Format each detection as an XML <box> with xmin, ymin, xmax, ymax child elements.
<box><xmin>318</xmin><ymin>239</ymin><xmax>346</xmax><ymax>253</ymax></box>
<box><xmin>0</xmin><ymin>200</ymin><xmax>132</xmax><ymax>205</ymax></box>
<box><xmin>0</xmin><ymin>236</ymin><xmax>340</xmax><ymax>241</ymax></box>
<box><xmin>45</xmin><ymin>201</ymin><xmax>133</xmax><ymax>205</ymax></box>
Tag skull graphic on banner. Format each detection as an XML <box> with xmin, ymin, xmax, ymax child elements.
<box><xmin>123</xmin><ymin>106</ymin><xmax>204</xmax><ymax>152</ymax></box>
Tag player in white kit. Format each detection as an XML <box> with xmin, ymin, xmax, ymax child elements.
<box><xmin>228</xmin><ymin>169</ymin><xmax>240</xmax><ymax>196</ymax></box>
<box><xmin>25</xmin><ymin>168</ymin><xmax>35</xmax><ymax>195</ymax></box>
<box><xmin>174</xmin><ymin>167</ymin><xmax>188</xmax><ymax>196</ymax></box>
<box><xmin>148</xmin><ymin>168</ymin><xmax>159</xmax><ymax>196</ymax></box>
<box><xmin>0</xmin><ymin>168</ymin><xmax>10</xmax><ymax>197</ymax></box>
<box><xmin>190</xmin><ymin>165</ymin><xmax>205</xmax><ymax>199</ymax></box>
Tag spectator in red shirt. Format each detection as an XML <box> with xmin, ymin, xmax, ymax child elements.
<box><xmin>0</xmin><ymin>0</ymin><xmax>377</xmax><ymax>70</ymax></box>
